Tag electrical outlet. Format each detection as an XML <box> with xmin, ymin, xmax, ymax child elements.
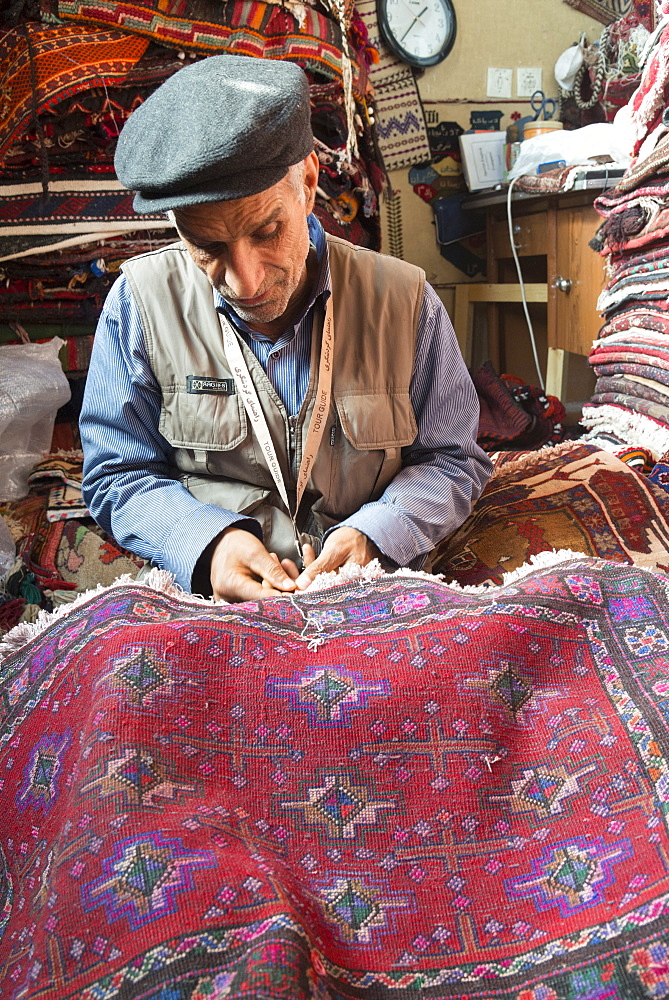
<box><xmin>486</xmin><ymin>68</ymin><xmax>512</xmax><ymax>100</ymax></box>
<box><xmin>517</xmin><ymin>67</ymin><xmax>542</xmax><ymax>97</ymax></box>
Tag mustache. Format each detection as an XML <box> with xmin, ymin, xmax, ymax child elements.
<box><xmin>215</xmin><ymin>268</ymin><xmax>289</xmax><ymax>304</ymax></box>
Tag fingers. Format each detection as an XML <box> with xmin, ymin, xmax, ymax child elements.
<box><xmin>302</xmin><ymin>543</ymin><xmax>316</xmax><ymax>566</ymax></box>
<box><xmin>279</xmin><ymin>557</ymin><xmax>300</xmax><ymax>580</ymax></box>
<box><xmin>210</xmin><ymin>528</ymin><xmax>297</xmax><ymax>602</ymax></box>
<box><xmin>294</xmin><ymin>529</ymin><xmax>379</xmax><ymax>591</ymax></box>
<box><xmin>295</xmin><ymin>547</ymin><xmax>340</xmax><ymax>590</ymax></box>
<box><xmin>250</xmin><ymin>551</ymin><xmax>297</xmax><ymax>592</ymax></box>
<box><xmin>213</xmin><ymin>573</ymin><xmax>277</xmax><ymax>602</ymax></box>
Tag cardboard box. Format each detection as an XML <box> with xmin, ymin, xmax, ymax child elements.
<box><xmin>459</xmin><ymin>131</ymin><xmax>506</xmax><ymax>192</ymax></box>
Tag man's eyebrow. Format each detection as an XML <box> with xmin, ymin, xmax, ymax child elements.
<box><xmin>177</xmin><ymin>223</ymin><xmax>221</xmax><ymax>246</ymax></box>
<box><xmin>176</xmin><ymin>207</ymin><xmax>283</xmax><ymax>246</ymax></box>
<box><xmin>253</xmin><ymin>207</ymin><xmax>282</xmax><ymax>230</ymax></box>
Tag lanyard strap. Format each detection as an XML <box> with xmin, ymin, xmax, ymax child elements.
<box><xmin>218</xmin><ymin>296</ymin><xmax>334</xmax><ymax>552</ymax></box>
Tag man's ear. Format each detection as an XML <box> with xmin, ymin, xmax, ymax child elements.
<box><xmin>303</xmin><ymin>151</ymin><xmax>320</xmax><ymax>213</ymax></box>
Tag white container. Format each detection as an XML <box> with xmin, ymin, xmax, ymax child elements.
<box><xmin>459</xmin><ymin>131</ymin><xmax>506</xmax><ymax>191</ymax></box>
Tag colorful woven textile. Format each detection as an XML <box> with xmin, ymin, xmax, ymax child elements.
<box><xmin>473</xmin><ymin>363</ymin><xmax>566</xmax><ymax>451</ymax></box>
<box><xmin>0</xmin><ymin>23</ymin><xmax>149</xmax><ymax>163</ymax></box>
<box><xmin>431</xmin><ymin>439</ymin><xmax>669</xmax><ymax>585</ymax></box>
<box><xmin>596</xmin><ymin>171</ymin><xmax>669</xmax><ymax>210</ymax></box>
<box><xmin>599</xmin><ymin>278</ymin><xmax>669</xmax><ymax>311</ymax></box>
<box><xmin>0</xmin><ymin>179</ymin><xmax>169</xmax><ymax>235</ymax></box>
<box><xmin>42</xmin><ymin>517</ymin><xmax>145</xmax><ymax>583</ymax></box>
<box><xmin>5</xmin><ymin>556</ymin><xmax>669</xmax><ymax>997</ymax></box>
<box><xmin>592</xmin><ymin>203</ymin><xmax>669</xmax><ymax>255</ymax></box>
<box><xmin>473</xmin><ymin>361</ymin><xmax>531</xmax><ymax>445</ymax></box>
<box><xmin>598</xmin><ymin>304</ymin><xmax>669</xmax><ymax>338</ymax></box>
<box><xmin>354</xmin><ymin>0</ymin><xmax>431</xmax><ymax>171</ymax></box>
<box><xmin>590</xmin><ymin>346</ymin><xmax>669</xmax><ymax>370</ymax></box>
<box><xmin>0</xmin><ymin>62</ymin><xmax>188</xmax><ymax>184</ymax></box>
<box><xmin>611</xmin><ymin>443</ymin><xmax>656</xmax><ymax>470</ymax></box>
<box><xmin>594</xmin><ymin>356</ymin><xmax>669</xmax><ymax>380</ymax></box>
<box><xmin>1</xmin><ymin>483</ymin><xmax>144</xmax><ymax>594</ymax></box>
<box><xmin>648</xmin><ymin>446</ymin><xmax>669</xmax><ymax>489</ymax></box>
<box><xmin>596</xmin><ymin>372</ymin><xmax>669</xmax><ymax>402</ymax></box>
<box><xmin>610</xmin><ymin>132</ymin><xmax>669</xmax><ymax>193</ymax></box>
<box><xmin>562</xmin><ymin>0</ymin><xmax>634</xmax><ymax>25</ymax></box>
<box><xmin>27</xmin><ymin>451</ymin><xmax>88</xmax><ymax>521</ymax></box>
<box><xmin>630</xmin><ymin>21</ymin><xmax>669</xmax><ymax>154</ymax></box>
<box><xmin>590</xmin><ymin>387</ymin><xmax>669</xmax><ymax>423</ymax></box>
<box><xmin>56</xmin><ymin>0</ymin><xmax>347</xmax><ymax>81</ymax></box>
<box><xmin>510</xmin><ymin>165</ymin><xmax>580</xmax><ymax>195</ymax></box>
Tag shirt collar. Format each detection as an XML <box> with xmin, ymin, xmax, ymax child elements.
<box><xmin>213</xmin><ymin>213</ymin><xmax>331</xmax><ymax>340</ymax></box>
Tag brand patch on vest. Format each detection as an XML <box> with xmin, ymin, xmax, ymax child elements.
<box><xmin>187</xmin><ymin>376</ymin><xmax>236</xmax><ymax>395</ymax></box>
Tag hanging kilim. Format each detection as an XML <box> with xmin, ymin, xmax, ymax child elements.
<box><xmin>55</xmin><ymin>0</ymin><xmax>350</xmax><ymax>82</ymax></box>
<box><xmin>0</xmin><ymin>23</ymin><xmax>149</xmax><ymax>163</ymax></box>
<box><xmin>355</xmin><ymin>0</ymin><xmax>431</xmax><ymax>171</ymax></box>
<box><xmin>0</xmin><ymin>179</ymin><xmax>171</xmax><ymax>235</ymax></box>
<box><xmin>4</xmin><ymin>556</ymin><xmax>669</xmax><ymax>997</ymax></box>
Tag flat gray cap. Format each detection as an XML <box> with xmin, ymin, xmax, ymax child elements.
<box><xmin>114</xmin><ymin>54</ymin><xmax>314</xmax><ymax>213</ymax></box>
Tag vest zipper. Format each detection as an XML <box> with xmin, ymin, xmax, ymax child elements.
<box><xmin>288</xmin><ymin>414</ymin><xmax>298</xmax><ymax>475</ymax></box>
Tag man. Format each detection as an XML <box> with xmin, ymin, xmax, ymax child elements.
<box><xmin>80</xmin><ymin>54</ymin><xmax>492</xmax><ymax>603</ymax></box>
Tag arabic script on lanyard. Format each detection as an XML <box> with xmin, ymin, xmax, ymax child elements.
<box><xmin>218</xmin><ymin>295</ymin><xmax>334</xmax><ymax>562</ymax></box>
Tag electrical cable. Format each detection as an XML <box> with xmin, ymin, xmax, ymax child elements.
<box><xmin>506</xmin><ymin>176</ymin><xmax>545</xmax><ymax>391</ymax></box>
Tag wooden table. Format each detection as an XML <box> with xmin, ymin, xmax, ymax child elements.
<box><xmin>460</xmin><ymin>185</ymin><xmax>606</xmax><ymax>398</ymax></box>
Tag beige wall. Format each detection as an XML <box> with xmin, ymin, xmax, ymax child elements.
<box><xmin>379</xmin><ymin>0</ymin><xmax>602</xmax><ymax>403</ymax></box>
<box><xmin>380</xmin><ymin>0</ymin><xmax>600</xmax><ymax>285</ymax></box>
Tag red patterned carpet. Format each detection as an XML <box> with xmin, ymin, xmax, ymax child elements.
<box><xmin>2</xmin><ymin>557</ymin><xmax>669</xmax><ymax>998</ymax></box>
<box><xmin>433</xmin><ymin>440</ymin><xmax>669</xmax><ymax>585</ymax></box>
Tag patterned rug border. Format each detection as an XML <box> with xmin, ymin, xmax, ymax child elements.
<box><xmin>0</xmin><ymin>548</ymin><xmax>619</xmax><ymax>664</ymax></box>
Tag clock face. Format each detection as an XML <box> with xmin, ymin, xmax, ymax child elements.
<box><xmin>378</xmin><ymin>0</ymin><xmax>456</xmax><ymax>68</ymax></box>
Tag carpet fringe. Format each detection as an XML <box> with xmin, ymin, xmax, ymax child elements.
<box><xmin>581</xmin><ymin>404</ymin><xmax>669</xmax><ymax>461</ymax></box>
<box><xmin>0</xmin><ymin>568</ymin><xmax>211</xmax><ymax>662</ymax></box>
<box><xmin>483</xmin><ymin>440</ymin><xmax>584</xmax><ymax>478</ymax></box>
<box><xmin>1</xmin><ymin>549</ymin><xmax>662</xmax><ymax>663</ymax></box>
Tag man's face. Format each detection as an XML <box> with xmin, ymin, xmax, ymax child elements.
<box><xmin>174</xmin><ymin>154</ymin><xmax>318</xmax><ymax>331</ymax></box>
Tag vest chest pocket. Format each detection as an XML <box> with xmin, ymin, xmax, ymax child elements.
<box><xmin>160</xmin><ymin>387</ymin><xmax>248</xmax><ymax>451</ymax></box>
<box><xmin>335</xmin><ymin>391</ymin><xmax>417</xmax><ymax>450</ymax></box>
<box><xmin>321</xmin><ymin>392</ymin><xmax>416</xmax><ymax>520</ymax></box>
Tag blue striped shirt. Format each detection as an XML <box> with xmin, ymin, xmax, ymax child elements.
<box><xmin>80</xmin><ymin>214</ymin><xmax>493</xmax><ymax>592</ymax></box>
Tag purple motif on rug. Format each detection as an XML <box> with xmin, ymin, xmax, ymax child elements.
<box><xmin>3</xmin><ymin>560</ymin><xmax>669</xmax><ymax>996</ymax></box>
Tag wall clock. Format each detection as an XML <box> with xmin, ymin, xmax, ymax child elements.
<box><xmin>377</xmin><ymin>0</ymin><xmax>457</xmax><ymax>68</ymax></box>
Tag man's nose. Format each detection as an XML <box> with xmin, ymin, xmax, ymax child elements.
<box><xmin>214</xmin><ymin>244</ymin><xmax>264</xmax><ymax>299</ymax></box>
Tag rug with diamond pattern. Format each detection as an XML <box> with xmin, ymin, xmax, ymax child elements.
<box><xmin>2</xmin><ymin>557</ymin><xmax>669</xmax><ymax>998</ymax></box>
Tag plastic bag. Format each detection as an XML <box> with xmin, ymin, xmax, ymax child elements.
<box><xmin>0</xmin><ymin>338</ymin><xmax>71</xmax><ymax>501</ymax></box>
<box><xmin>554</xmin><ymin>34</ymin><xmax>587</xmax><ymax>92</ymax></box>
<box><xmin>507</xmin><ymin>116</ymin><xmax>633</xmax><ymax>181</ymax></box>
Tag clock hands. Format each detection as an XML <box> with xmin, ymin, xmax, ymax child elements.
<box><xmin>400</xmin><ymin>0</ymin><xmax>426</xmax><ymax>19</ymax></box>
<box><xmin>400</xmin><ymin>5</ymin><xmax>428</xmax><ymax>43</ymax></box>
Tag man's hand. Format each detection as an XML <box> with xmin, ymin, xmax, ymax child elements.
<box><xmin>295</xmin><ymin>527</ymin><xmax>380</xmax><ymax>590</ymax></box>
<box><xmin>210</xmin><ymin>527</ymin><xmax>306</xmax><ymax>602</ymax></box>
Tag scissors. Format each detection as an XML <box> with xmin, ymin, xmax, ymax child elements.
<box><xmin>530</xmin><ymin>90</ymin><xmax>557</xmax><ymax>121</ymax></box>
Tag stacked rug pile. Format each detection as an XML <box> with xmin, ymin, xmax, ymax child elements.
<box><xmin>584</xmin><ymin>11</ymin><xmax>669</xmax><ymax>460</ymax></box>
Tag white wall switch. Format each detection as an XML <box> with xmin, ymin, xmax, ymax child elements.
<box><xmin>517</xmin><ymin>67</ymin><xmax>542</xmax><ymax>97</ymax></box>
<box><xmin>486</xmin><ymin>68</ymin><xmax>513</xmax><ymax>100</ymax></box>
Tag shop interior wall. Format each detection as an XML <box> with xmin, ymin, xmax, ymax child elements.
<box><xmin>380</xmin><ymin>0</ymin><xmax>602</xmax><ymax>405</ymax></box>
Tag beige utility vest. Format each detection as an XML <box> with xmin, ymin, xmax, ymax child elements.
<box><xmin>121</xmin><ymin>235</ymin><xmax>425</xmax><ymax>562</ymax></box>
